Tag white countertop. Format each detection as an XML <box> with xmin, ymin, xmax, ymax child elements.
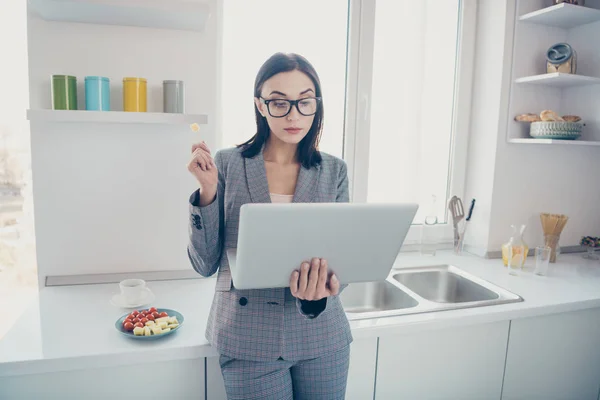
<box><xmin>2</xmin><ymin>252</ymin><xmax>600</xmax><ymax>377</ymax></box>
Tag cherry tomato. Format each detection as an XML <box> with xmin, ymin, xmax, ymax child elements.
<box><xmin>132</xmin><ymin>318</ymin><xmax>140</xmax><ymax>324</ymax></box>
<box><xmin>123</xmin><ymin>321</ymin><xmax>134</xmax><ymax>331</ymax></box>
<box><xmin>152</xmin><ymin>312</ymin><xmax>160</xmax><ymax>319</ymax></box>
<box><xmin>148</xmin><ymin>307</ymin><xmax>157</xmax><ymax>313</ymax></box>
<box><xmin>134</xmin><ymin>322</ymin><xmax>144</xmax><ymax>328</ymax></box>
<box><xmin>128</xmin><ymin>314</ymin><xmax>136</xmax><ymax>320</ymax></box>
<box><xmin>146</xmin><ymin>314</ymin><xmax>155</xmax><ymax>321</ymax></box>
<box><xmin>139</xmin><ymin>317</ymin><xmax>148</xmax><ymax>324</ymax></box>
<box><xmin>132</xmin><ymin>310</ymin><xmax>139</xmax><ymax>316</ymax></box>
<box><xmin>159</xmin><ymin>312</ymin><xmax>168</xmax><ymax>318</ymax></box>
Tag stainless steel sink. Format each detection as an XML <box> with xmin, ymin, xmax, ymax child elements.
<box><xmin>341</xmin><ymin>264</ymin><xmax>523</xmax><ymax>321</ymax></box>
<box><xmin>341</xmin><ymin>280</ymin><xmax>418</xmax><ymax>319</ymax></box>
<box><xmin>392</xmin><ymin>268</ymin><xmax>498</xmax><ymax>303</ymax></box>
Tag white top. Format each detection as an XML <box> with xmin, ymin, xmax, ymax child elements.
<box><xmin>270</xmin><ymin>193</ymin><xmax>294</xmax><ymax>203</ymax></box>
<box><xmin>2</xmin><ymin>252</ymin><xmax>600</xmax><ymax>377</ymax></box>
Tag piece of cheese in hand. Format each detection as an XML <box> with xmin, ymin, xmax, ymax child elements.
<box><xmin>190</xmin><ymin>123</ymin><xmax>200</xmax><ymax>132</ymax></box>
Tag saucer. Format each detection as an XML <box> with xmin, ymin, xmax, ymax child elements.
<box><xmin>110</xmin><ymin>288</ymin><xmax>155</xmax><ymax>308</ymax></box>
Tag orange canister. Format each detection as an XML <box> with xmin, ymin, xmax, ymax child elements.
<box><xmin>123</xmin><ymin>77</ymin><xmax>147</xmax><ymax>112</ymax></box>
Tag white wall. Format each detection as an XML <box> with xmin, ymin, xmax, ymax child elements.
<box><xmin>463</xmin><ymin>0</ymin><xmax>507</xmax><ymax>256</ymax></box>
<box><xmin>466</xmin><ymin>0</ymin><xmax>600</xmax><ymax>255</ymax></box>
<box><xmin>24</xmin><ymin>0</ymin><xmax>600</xmax><ymax>282</ymax></box>
<box><xmin>26</xmin><ymin>1</ymin><xmax>219</xmax><ymax>285</ymax></box>
<box><xmin>488</xmin><ymin>0</ymin><xmax>600</xmax><ymax>251</ymax></box>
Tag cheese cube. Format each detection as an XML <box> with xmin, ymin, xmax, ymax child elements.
<box><xmin>168</xmin><ymin>324</ymin><xmax>179</xmax><ymax>329</ymax></box>
<box><xmin>145</xmin><ymin>321</ymin><xmax>155</xmax><ymax>327</ymax></box>
<box><xmin>133</xmin><ymin>327</ymin><xmax>144</xmax><ymax>336</ymax></box>
<box><xmin>151</xmin><ymin>326</ymin><xmax>163</xmax><ymax>335</ymax></box>
<box><xmin>155</xmin><ymin>317</ymin><xmax>169</xmax><ymax>324</ymax></box>
<box><xmin>144</xmin><ymin>326</ymin><xmax>152</xmax><ymax>336</ymax></box>
<box><xmin>168</xmin><ymin>317</ymin><xmax>178</xmax><ymax>324</ymax></box>
<box><xmin>162</xmin><ymin>327</ymin><xmax>171</xmax><ymax>332</ymax></box>
<box><xmin>158</xmin><ymin>321</ymin><xmax>168</xmax><ymax>329</ymax></box>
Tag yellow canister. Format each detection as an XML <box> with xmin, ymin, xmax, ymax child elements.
<box><xmin>123</xmin><ymin>77</ymin><xmax>147</xmax><ymax>112</ymax></box>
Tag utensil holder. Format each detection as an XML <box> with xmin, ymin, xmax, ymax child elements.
<box><xmin>544</xmin><ymin>234</ymin><xmax>561</xmax><ymax>263</ymax></box>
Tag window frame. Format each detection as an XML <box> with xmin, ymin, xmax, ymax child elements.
<box><xmin>343</xmin><ymin>0</ymin><xmax>477</xmax><ymax>247</ymax></box>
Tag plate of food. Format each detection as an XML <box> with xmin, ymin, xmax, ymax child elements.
<box><xmin>115</xmin><ymin>307</ymin><xmax>184</xmax><ymax>340</ymax></box>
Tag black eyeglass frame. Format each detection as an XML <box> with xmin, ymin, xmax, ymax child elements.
<box><xmin>259</xmin><ymin>97</ymin><xmax>322</xmax><ymax>118</ymax></box>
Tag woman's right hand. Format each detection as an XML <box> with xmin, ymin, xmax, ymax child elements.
<box><xmin>187</xmin><ymin>141</ymin><xmax>218</xmax><ymax>205</ymax></box>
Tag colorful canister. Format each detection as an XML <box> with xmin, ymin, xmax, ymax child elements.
<box><xmin>51</xmin><ymin>75</ymin><xmax>77</xmax><ymax>110</ymax></box>
<box><xmin>85</xmin><ymin>76</ymin><xmax>110</xmax><ymax>111</ymax></box>
<box><xmin>123</xmin><ymin>77</ymin><xmax>147</xmax><ymax>112</ymax></box>
<box><xmin>163</xmin><ymin>80</ymin><xmax>185</xmax><ymax>113</ymax></box>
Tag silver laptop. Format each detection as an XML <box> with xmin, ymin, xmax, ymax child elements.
<box><xmin>226</xmin><ymin>203</ymin><xmax>418</xmax><ymax>290</ymax></box>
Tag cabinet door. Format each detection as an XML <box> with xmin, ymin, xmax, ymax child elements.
<box><xmin>376</xmin><ymin>321</ymin><xmax>510</xmax><ymax>400</ymax></box>
<box><xmin>206</xmin><ymin>356</ymin><xmax>227</xmax><ymax>400</ymax></box>
<box><xmin>502</xmin><ymin>308</ymin><xmax>600</xmax><ymax>400</ymax></box>
<box><xmin>0</xmin><ymin>358</ymin><xmax>205</xmax><ymax>399</ymax></box>
<box><xmin>207</xmin><ymin>338</ymin><xmax>378</xmax><ymax>400</ymax></box>
<box><xmin>346</xmin><ymin>337</ymin><xmax>378</xmax><ymax>400</ymax></box>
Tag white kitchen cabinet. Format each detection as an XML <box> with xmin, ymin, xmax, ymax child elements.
<box><xmin>502</xmin><ymin>307</ymin><xmax>600</xmax><ymax>400</ymax></box>
<box><xmin>346</xmin><ymin>337</ymin><xmax>378</xmax><ymax>400</ymax></box>
<box><xmin>375</xmin><ymin>321</ymin><xmax>510</xmax><ymax>400</ymax></box>
<box><xmin>207</xmin><ymin>356</ymin><xmax>227</xmax><ymax>400</ymax></box>
<box><xmin>0</xmin><ymin>358</ymin><xmax>205</xmax><ymax>400</ymax></box>
<box><xmin>206</xmin><ymin>338</ymin><xmax>378</xmax><ymax>399</ymax></box>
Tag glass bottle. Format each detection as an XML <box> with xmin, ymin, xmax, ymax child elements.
<box><xmin>502</xmin><ymin>224</ymin><xmax>529</xmax><ymax>269</ymax></box>
<box><xmin>420</xmin><ymin>195</ymin><xmax>438</xmax><ymax>256</ymax></box>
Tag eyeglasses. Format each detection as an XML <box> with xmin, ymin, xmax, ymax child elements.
<box><xmin>260</xmin><ymin>97</ymin><xmax>321</xmax><ymax>118</ymax></box>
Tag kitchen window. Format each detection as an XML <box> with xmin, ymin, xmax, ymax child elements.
<box><xmin>219</xmin><ymin>0</ymin><xmax>349</xmax><ymax>158</ymax></box>
<box><xmin>220</xmin><ymin>0</ymin><xmax>475</xmax><ymax>246</ymax></box>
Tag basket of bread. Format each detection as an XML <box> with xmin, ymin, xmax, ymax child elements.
<box><xmin>515</xmin><ymin>110</ymin><xmax>583</xmax><ymax>140</ymax></box>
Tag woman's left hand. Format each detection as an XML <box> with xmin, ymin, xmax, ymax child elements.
<box><xmin>290</xmin><ymin>258</ymin><xmax>340</xmax><ymax>301</ymax></box>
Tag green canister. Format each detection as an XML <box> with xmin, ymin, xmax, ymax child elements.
<box><xmin>51</xmin><ymin>75</ymin><xmax>77</xmax><ymax>110</ymax></box>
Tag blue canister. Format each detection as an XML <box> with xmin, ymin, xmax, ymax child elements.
<box><xmin>85</xmin><ymin>76</ymin><xmax>110</xmax><ymax>111</ymax></box>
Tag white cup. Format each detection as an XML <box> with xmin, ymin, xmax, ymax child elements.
<box><xmin>119</xmin><ymin>279</ymin><xmax>147</xmax><ymax>305</ymax></box>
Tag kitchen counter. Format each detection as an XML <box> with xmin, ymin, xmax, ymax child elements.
<box><xmin>1</xmin><ymin>252</ymin><xmax>600</xmax><ymax>377</ymax></box>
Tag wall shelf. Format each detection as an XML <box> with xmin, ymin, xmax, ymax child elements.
<box><xmin>509</xmin><ymin>138</ymin><xmax>600</xmax><ymax>146</ymax></box>
<box><xmin>27</xmin><ymin>110</ymin><xmax>208</xmax><ymax>125</ymax></box>
<box><xmin>28</xmin><ymin>0</ymin><xmax>211</xmax><ymax>32</ymax></box>
<box><xmin>519</xmin><ymin>3</ymin><xmax>600</xmax><ymax>29</ymax></box>
<box><xmin>515</xmin><ymin>72</ymin><xmax>600</xmax><ymax>88</ymax></box>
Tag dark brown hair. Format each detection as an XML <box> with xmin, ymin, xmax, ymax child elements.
<box><xmin>238</xmin><ymin>52</ymin><xmax>324</xmax><ymax>168</ymax></box>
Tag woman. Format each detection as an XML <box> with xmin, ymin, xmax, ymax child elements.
<box><xmin>187</xmin><ymin>52</ymin><xmax>352</xmax><ymax>400</ymax></box>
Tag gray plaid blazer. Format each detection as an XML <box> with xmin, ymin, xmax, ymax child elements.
<box><xmin>187</xmin><ymin>146</ymin><xmax>353</xmax><ymax>362</ymax></box>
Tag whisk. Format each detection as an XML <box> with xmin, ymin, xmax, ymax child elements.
<box><xmin>540</xmin><ymin>213</ymin><xmax>569</xmax><ymax>263</ymax></box>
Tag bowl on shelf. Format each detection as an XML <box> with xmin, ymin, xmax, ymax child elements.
<box><xmin>529</xmin><ymin>121</ymin><xmax>583</xmax><ymax>140</ymax></box>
